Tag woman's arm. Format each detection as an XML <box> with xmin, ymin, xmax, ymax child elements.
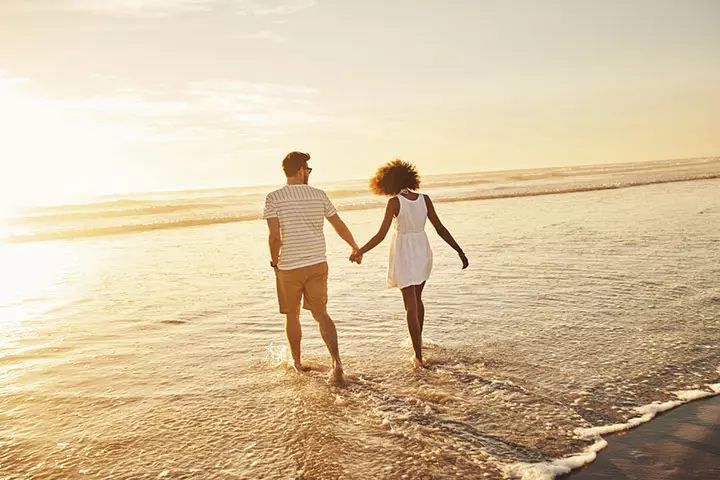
<box><xmin>425</xmin><ymin>195</ymin><xmax>469</xmax><ymax>269</ymax></box>
<box><xmin>355</xmin><ymin>197</ymin><xmax>399</xmax><ymax>259</ymax></box>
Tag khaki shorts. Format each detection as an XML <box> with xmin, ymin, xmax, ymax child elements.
<box><xmin>275</xmin><ymin>262</ymin><xmax>328</xmax><ymax>314</ymax></box>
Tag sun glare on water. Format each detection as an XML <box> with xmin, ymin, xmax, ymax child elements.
<box><xmin>0</xmin><ymin>241</ymin><xmax>89</xmax><ymax>350</ymax></box>
<box><xmin>0</xmin><ymin>70</ymin><xmax>98</xmax><ymax>323</ymax></box>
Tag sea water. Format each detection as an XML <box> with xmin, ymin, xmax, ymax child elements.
<box><xmin>1</xmin><ymin>157</ymin><xmax>718</xmax><ymax>479</ymax></box>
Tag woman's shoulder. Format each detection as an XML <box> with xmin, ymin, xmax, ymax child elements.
<box><xmin>387</xmin><ymin>196</ymin><xmax>400</xmax><ymax>213</ymax></box>
<box><xmin>421</xmin><ymin>194</ymin><xmax>434</xmax><ymax>211</ymax></box>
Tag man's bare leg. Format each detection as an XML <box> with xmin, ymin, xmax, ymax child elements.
<box><xmin>311</xmin><ymin>310</ymin><xmax>344</xmax><ymax>384</ymax></box>
<box><xmin>285</xmin><ymin>308</ymin><xmax>307</xmax><ymax>371</ymax></box>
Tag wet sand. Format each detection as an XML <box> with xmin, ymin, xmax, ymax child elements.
<box><xmin>567</xmin><ymin>395</ymin><xmax>720</xmax><ymax>479</ymax></box>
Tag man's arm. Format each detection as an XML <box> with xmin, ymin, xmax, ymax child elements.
<box><xmin>266</xmin><ymin>218</ymin><xmax>282</xmax><ymax>267</ymax></box>
<box><xmin>326</xmin><ymin>214</ymin><xmax>359</xmax><ymax>252</ymax></box>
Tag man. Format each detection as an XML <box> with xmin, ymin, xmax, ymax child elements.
<box><xmin>263</xmin><ymin>151</ymin><xmax>358</xmax><ymax>384</ymax></box>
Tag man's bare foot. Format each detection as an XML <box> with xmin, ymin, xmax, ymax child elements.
<box><xmin>411</xmin><ymin>355</ymin><xmax>426</xmax><ymax>368</ymax></box>
<box><xmin>292</xmin><ymin>361</ymin><xmax>311</xmax><ymax>372</ymax></box>
<box><xmin>330</xmin><ymin>365</ymin><xmax>345</xmax><ymax>386</ymax></box>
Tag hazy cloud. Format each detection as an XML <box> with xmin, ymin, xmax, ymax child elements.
<box><xmin>13</xmin><ymin>79</ymin><xmax>327</xmax><ymax>148</ymax></box>
<box><xmin>236</xmin><ymin>30</ymin><xmax>285</xmax><ymax>42</ymax></box>
<box><xmin>250</xmin><ymin>0</ymin><xmax>317</xmax><ymax>15</ymax></box>
<box><xmin>183</xmin><ymin>80</ymin><xmax>326</xmax><ymax>126</ymax></box>
<box><xmin>0</xmin><ymin>70</ymin><xmax>30</xmax><ymax>86</ymax></box>
<box><xmin>2</xmin><ymin>0</ymin><xmax>318</xmax><ymax>17</ymax></box>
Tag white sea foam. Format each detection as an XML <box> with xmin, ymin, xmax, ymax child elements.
<box><xmin>573</xmin><ymin>399</ymin><xmax>679</xmax><ymax>440</ymax></box>
<box><xmin>401</xmin><ymin>337</ymin><xmax>440</xmax><ymax>349</ymax></box>
<box><xmin>673</xmin><ymin>389</ymin><xmax>715</xmax><ymax>401</ymax></box>
<box><xmin>504</xmin><ymin>439</ymin><xmax>607</xmax><ymax>480</ymax></box>
<box><xmin>267</xmin><ymin>343</ymin><xmax>291</xmax><ymax>368</ymax></box>
<box><xmin>574</xmin><ymin>387</ymin><xmax>719</xmax><ymax>441</ymax></box>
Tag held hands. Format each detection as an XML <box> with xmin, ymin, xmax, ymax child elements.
<box><xmin>349</xmin><ymin>247</ymin><xmax>363</xmax><ymax>264</ymax></box>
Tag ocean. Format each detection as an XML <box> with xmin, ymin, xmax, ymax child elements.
<box><xmin>1</xmin><ymin>157</ymin><xmax>719</xmax><ymax>479</ymax></box>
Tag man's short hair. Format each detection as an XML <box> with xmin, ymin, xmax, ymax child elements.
<box><xmin>282</xmin><ymin>151</ymin><xmax>310</xmax><ymax>177</ymax></box>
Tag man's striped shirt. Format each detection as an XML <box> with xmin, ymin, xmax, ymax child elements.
<box><xmin>263</xmin><ymin>184</ymin><xmax>338</xmax><ymax>270</ymax></box>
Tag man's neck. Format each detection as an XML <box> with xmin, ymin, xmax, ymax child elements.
<box><xmin>286</xmin><ymin>178</ymin><xmax>305</xmax><ymax>185</ymax></box>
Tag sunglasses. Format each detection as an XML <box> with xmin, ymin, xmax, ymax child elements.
<box><xmin>304</xmin><ymin>166</ymin><xmax>313</xmax><ymax>173</ymax></box>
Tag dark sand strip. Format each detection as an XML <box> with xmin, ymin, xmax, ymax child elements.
<box><xmin>567</xmin><ymin>395</ymin><xmax>719</xmax><ymax>479</ymax></box>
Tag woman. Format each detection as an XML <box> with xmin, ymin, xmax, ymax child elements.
<box><xmin>351</xmin><ymin>160</ymin><xmax>468</xmax><ymax>367</ymax></box>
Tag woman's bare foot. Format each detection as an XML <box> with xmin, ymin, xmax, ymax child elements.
<box><xmin>411</xmin><ymin>355</ymin><xmax>426</xmax><ymax>368</ymax></box>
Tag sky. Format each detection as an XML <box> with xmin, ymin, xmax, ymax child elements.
<box><xmin>0</xmin><ymin>0</ymin><xmax>719</xmax><ymax>207</ymax></box>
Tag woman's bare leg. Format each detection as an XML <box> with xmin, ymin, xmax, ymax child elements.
<box><xmin>401</xmin><ymin>286</ymin><xmax>423</xmax><ymax>366</ymax></box>
<box><xmin>417</xmin><ymin>282</ymin><xmax>426</xmax><ymax>335</ymax></box>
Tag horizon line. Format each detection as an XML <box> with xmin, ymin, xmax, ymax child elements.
<box><xmin>9</xmin><ymin>155</ymin><xmax>720</xmax><ymax>211</ymax></box>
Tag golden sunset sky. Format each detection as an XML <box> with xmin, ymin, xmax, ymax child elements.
<box><xmin>0</xmin><ymin>0</ymin><xmax>718</xmax><ymax>208</ymax></box>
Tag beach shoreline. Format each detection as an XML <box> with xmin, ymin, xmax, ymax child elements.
<box><xmin>567</xmin><ymin>394</ymin><xmax>720</xmax><ymax>479</ymax></box>
<box><xmin>503</xmin><ymin>388</ymin><xmax>720</xmax><ymax>479</ymax></box>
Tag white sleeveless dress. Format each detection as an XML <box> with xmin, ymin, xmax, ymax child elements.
<box><xmin>387</xmin><ymin>193</ymin><xmax>433</xmax><ymax>289</ymax></box>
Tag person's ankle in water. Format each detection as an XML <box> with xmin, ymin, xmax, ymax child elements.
<box><xmin>331</xmin><ymin>360</ymin><xmax>345</xmax><ymax>385</ymax></box>
<box><xmin>411</xmin><ymin>355</ymin><xmax>425</xmax><ymax>368</ymax></box>
<box><xmin>292</xmin><ymin>359</ymin><xmax>310</xmax><ymax>372</ymax></box>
